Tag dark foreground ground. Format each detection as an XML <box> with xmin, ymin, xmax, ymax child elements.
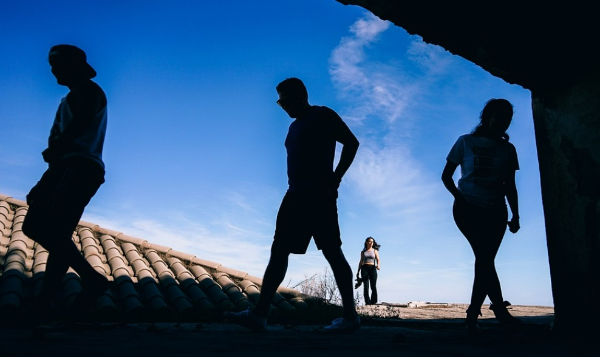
<box><xmin>1</xmin><ymin>304</ymin><xmax>598</xmax><ymax>356</ymax></box>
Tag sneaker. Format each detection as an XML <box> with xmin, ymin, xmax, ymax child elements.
<box><xmin>224</xmin><ymin>308</ymin><xmax>266</xmax><ymax>331</ymax></box>
<box><xmin>322</xmin><ymin>316</ymin><xmax>360</xmax><ymax>332</ymax></box>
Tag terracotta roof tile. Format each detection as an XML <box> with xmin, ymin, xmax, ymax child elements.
<box><xmin>0</xmin><ymin>193</ymin><xmax>309</xmax><ymax>321</ymax></box>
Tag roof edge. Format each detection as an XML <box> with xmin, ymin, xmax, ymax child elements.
<box><xmin>0</xmin><ymin>194</ymin><xmax>27</xmax><ymax>207</ymax></box>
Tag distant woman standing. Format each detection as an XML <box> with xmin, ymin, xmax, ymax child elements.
<box><xmin>356</xmin><ymin>237</ymin><xmax>380</xmax><ymax>305</ymax></box>
<box><xmin>441</xmin><ymin>98</ymin><xmax>523</xmax><ymax>333</ymax></box>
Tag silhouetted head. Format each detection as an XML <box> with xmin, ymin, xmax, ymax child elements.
<box><xmin>363</xmin><ymin>236</ymin><xmax>380</xmax><ymax>251</ymax></box>
<box><xmin>276</xmin><ymin>77</ymin><xmax>310</xmax><ymax>118</ymax></box>
<box><xmin>472</xmin><ymin>98</ymin><xmax>514</xmax><ymax>141</ymax></box>
<box><xmin>48</xmin><ymin>44</ymin><xmax>96</xmax><ymax>86</ymax></box>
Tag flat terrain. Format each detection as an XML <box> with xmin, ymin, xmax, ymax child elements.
<box><xmin>1</xmin><ymin>304</ymin><xmax>598</xmax><ymax>356</ymax></box>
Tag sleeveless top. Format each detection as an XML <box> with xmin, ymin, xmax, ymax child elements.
<box><xmin>362</xmin><ymin>249</ymin><xmax>376</xmax><ymax>265</ymax></box>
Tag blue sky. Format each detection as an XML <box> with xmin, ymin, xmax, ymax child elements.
<box><xmin>0</xmin><ymin>1</ymin><xmax>553</xmax><ymax>306</ymax></box>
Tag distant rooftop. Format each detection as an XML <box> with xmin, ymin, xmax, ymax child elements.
<box><xmin>0</xmin><ymin>193</ymin><xmax>310</xmax><ymax>321</ymax></box>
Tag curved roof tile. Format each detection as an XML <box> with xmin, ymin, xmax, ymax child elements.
<box><xmin>0</xmin><ymin>193</ymin><xmax>308</xmax><ymax>321</ymax></box>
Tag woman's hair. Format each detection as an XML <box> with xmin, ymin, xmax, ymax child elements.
<box><xmin>363</xmin><ymin>236</ymin><xmax>381</xmax><ymax>251</ymax></box>
<box><xmin>472</xmin><ymin>98</ymin><xmax>513</xmax><ymax>141</ymax></box>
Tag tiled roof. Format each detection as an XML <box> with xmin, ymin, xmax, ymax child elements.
<box><xmin>0</xmin><ymin>193</ymin><xmax>309</xmax><ymax>321</ymax></box>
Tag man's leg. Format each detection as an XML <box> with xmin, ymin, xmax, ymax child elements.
<box><xmin>322</xmin><ymin>247</ymin><xmax>356</xmax><ymax>320</ymax></box>
<box><xmin>253</xmin><ymin>245</ymin><xmax>290</xmax><ymax>318</ymax></box>
<box><xmin>59</xmin><ymin>240</ymin><xmax>109</xmax><ymax>311</ymax></box>
<box><xmin>38</xmin><ymin>252</ymin><xmax>70</xmax><ymax>303</ymax></box>
<box><xmin>28</xmin><ymin>230</ymin><xmax>108</xmax><ymax>301</ymax></box>
<box><xmin>23</xmin><ymin>166</ymin><xmax>108</xmax><ymax>313</ymax></box>
<box><xmin>224</xmin><ymin>244</ymin><xmax>290</xmax><ymax>331</ymax></box>
<box><xmin>25</xmin><ymin>251</ymin><xmax>70</xmax><ymax>321</ymax></box>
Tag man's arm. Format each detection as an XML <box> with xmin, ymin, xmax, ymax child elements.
<box><xmin>333</xmin><ymin>134</ymin><xmax>359</xmax><ymax>185</ymax></box>
<box><xmin>332</xmin><ymin>114</ymin><xmax>359</xmax><ymax>187</ymax></box>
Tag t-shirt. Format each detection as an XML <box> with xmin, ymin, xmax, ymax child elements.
<box><xmin>48</xmin><ymin>83</ymin><xmax>107</xmax><ymax>169</ymax></box>
<box><xmin>446</xmin><ymin>134</ymin><xmax>519</xmax><ymax>208</ymax></box>
<box><xmin>285</xmin><ymin>105</ymin><xmax>353</xmax><ymax>192</ymax></box>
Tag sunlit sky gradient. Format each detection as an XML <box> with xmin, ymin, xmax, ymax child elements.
<box><xmin>0</xmin><ymin>1</ymin><xmax>553</xmax><ymax>306</ymax></box>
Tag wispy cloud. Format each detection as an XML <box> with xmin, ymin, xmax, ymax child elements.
<box><xmin>329</xmin><ymin>13</ymin><xmax>389</xmax><ymax>90</ymax></box>
<box><xmin>329</xmin><ymin>13</ymin><xmax>411</xmax><ymax>125</ymax></box>
<box><xmin>406</xmin><ymin>39</ymin><xmax>454</xmax><ymax>76</ymax></box>
<box><xmin>82</xmin><ymin>194</ymin><xmax>275</xmax><ymax>277</ymax></box>
<box><xmin>349</xmin><ymin>145</ymin><xmax>439</xmax><ymax>213</ymax></box>
<box><xmin>329</xmin><ymin>13</ymin><xmax>447</xmax><ymax>217</ymax></box>
<box><xmin>0</xmin><ymin>154</ymin><xmax>37</xmax><ymax>167</ymax></box>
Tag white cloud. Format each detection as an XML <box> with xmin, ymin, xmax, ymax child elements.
<box><xmin>329</xmin><ymin>13</ymin><xmax>447</xmax><ymax>219</ymax></box>
<box><xmin>350</xmin><ymin>13</ymin><xmax>390</xmax><ymax>41</ymax></box>
<box><xmin>82</xmin><ymin>195</ymin><xmax>275</xmax><ymax>278</ymax></box>
<box><xmin>406</xmin><ymin>39</ymin><xmax>454</xmax><ymax>76</ymax></box>
<box><xmin>349</xmin><ymin>145</ymin><xmax>439</xmax><ymax>213</ymax></box>
<box><xmin>329</xmin><ymin>13</ymin><xmax>412</xmax><ymax>124</ymax></box>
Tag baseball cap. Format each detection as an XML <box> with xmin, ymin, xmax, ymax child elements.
<box><xmin>48</xmin><ymin>44</ymin><xmax>97</xmax><ymax>79</ymax></box>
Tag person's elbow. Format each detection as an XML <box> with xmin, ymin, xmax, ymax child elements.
<box><xmin>441</xmin><ymin>172</ymin><xmax>452</xmax><ymax>185</ymax></box>
<box><xmin>441</xmin><ymin>160</ymin><xmax>457</xmax><ymax>183</ymax></box>
<box><xmin>347</xmin><ymin>137</ymin><xmax>360</xmax><ymax>152</ymax></box>
<box><xmin>504</xmin><ymin>176</ymin><xmax>518</xmax><ymax>193</ymax></box>
<box><xmin>505</xmin><ymin>182</ymin><xmax>518</xmax><ymax>196</ymax></box>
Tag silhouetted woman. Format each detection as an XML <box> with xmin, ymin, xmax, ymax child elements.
<box><xmin>356</xmin><ymin>237</ymin><xmax>380</xmax><ymax>305</ymax></box>
<box><xmin>441</xmin><ymin>98</ymin><xmax>523</xmax><ymax>333</ymax></box>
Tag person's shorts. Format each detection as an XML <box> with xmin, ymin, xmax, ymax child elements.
<box><xmin>272</xmin><ymin>190</ymin><xmax>341</xmax><ymax>254</ymax></box>
<box><xmin>22</xmin><ymin>160</ymin><xmax>105</xmax><ymax>248</ymax></box>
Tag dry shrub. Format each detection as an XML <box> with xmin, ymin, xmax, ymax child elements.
<box><xmin>291</xmin><ymin>267</ymin><xmax>362</xmax><ymax>306</ymax></box>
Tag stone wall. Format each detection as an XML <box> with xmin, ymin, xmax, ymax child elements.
<box><xmin>532</xmin><ymin>68</ymin><xmax>600</xmax><ymax>332</ymax></box>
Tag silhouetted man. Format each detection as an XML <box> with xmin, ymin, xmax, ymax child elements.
<box><xmin>22</xmin><ymin>44</ymin><xmax>109</xmax><ymax>321</ymax></box>
<box><xmin>225</xmin><ymin>77</ymin><xmax>360</xmax><ymax>332</ymax></box>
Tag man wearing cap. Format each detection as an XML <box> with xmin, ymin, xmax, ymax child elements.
<box><xmin>225</xmin><ymin>77</ymin><xmax>361</xmax><ymax>332</ymax></box>
<box><xmin>22</xmin><ymin>44</ymin><xmax>109</xmax><ymax>320</ymax></box>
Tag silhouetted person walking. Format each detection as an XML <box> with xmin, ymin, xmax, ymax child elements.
<box><xmin>441</xmin><ymin>98</ymin><xmax>523</xmax><ymax>334</ymax></box>
<box><xmin>225</xmin><ymin>77</ymin><xmax>360</xmax><ymax>332</ymax></box>
<box><xmin>356</xmin><ymin>236</ymin><xmax>380</xmax><ymax>305</ymax></box>
<box><xmin>22</xmin><ymin>45</ymin><xmax>109</xmax><ymax>321</ymax></box>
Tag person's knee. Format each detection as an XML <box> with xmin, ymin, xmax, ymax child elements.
<box><xmin>21</xmin><ymin>219</ymin><xmax>36</xmax><ymax>238</ymax></box>
<box><xmin>322</xmin><ymin>246</ymin><xmax>344</xmax><ymax>261</ymax></box>
<box><xmin>267</xmin><ymin>244</ymin><xmax>290</xmax><ymax>266</ymax></box>
<box><xmin>267</xmin><ymin>255</ymin><xmax>288</xmax><ymax>270</ymax></box>
<box><xmin>21</xmin><ymin>215</ymin><xmax>45</xmax><ymax>241</ymax></box>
